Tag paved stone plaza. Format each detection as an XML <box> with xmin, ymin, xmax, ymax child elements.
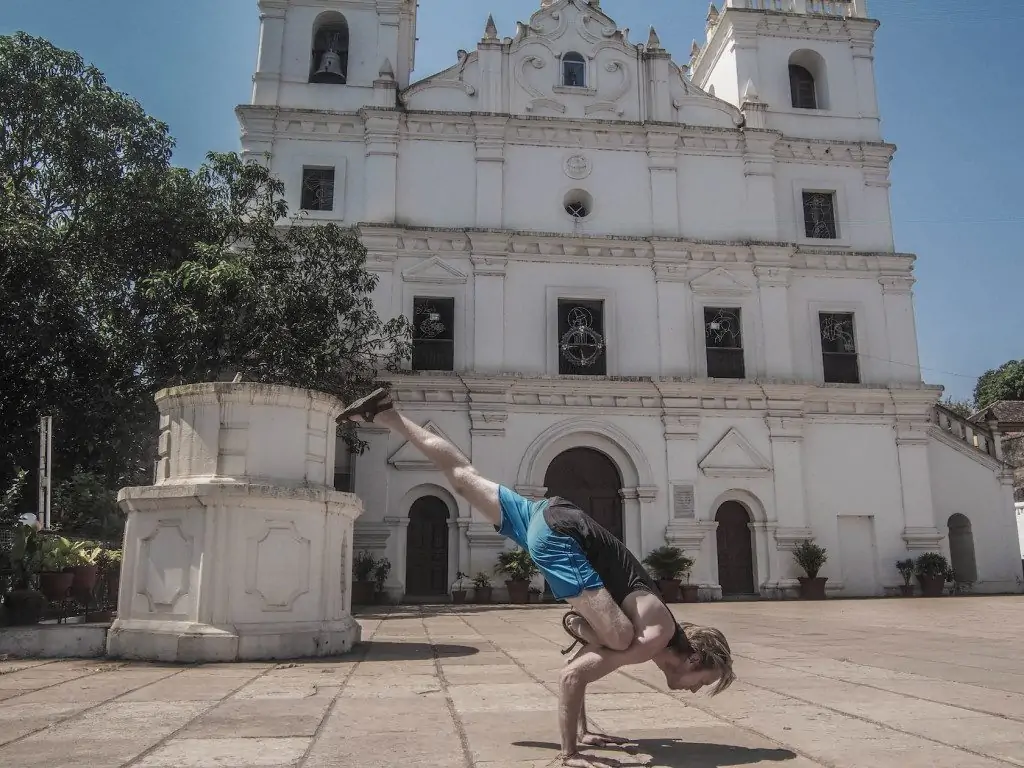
<box><xmin>0</xmin><ymin>598</ymin><xmax>1022</xmax><ymax>767</ymax></box>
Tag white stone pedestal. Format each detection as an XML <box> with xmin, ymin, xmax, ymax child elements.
<box><xmin>107</xmin><ymin>383</ymin><xmax>362</xmax><ymax>663</ymax></box>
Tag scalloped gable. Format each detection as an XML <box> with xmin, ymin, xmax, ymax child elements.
<box><xmin>388</xmin><ymin>421</ymin><xmax>468</xmax><ymax>471</ymax></box>
<box><xmin>513</xmin><ymin>0</ymin><xmax>629</xmax><ymax>49</ymax></box>
<box><xmin>699</xmin><ymin>428</ymin><xmax>772</xmax><ymax>479</ymax></box>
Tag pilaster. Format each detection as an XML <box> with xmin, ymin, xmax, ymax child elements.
<box><xmin>252</xmin><ymin>1</ymin><xmax>287</xmax><ymax>105</ymax></box>
<box><xmin>741</xmin><ymin>130</ymin><xmax>778</xmax><ymax>240</ymax></box>
<box><xmin>755</xmin><ymin>262</ymin><xmax>794</xmax><ymax>380</ymax></box>
<box><xmin>651</xmin><ymin>244</ymin><xmax>692</xmax><ymax>376</ymax></box>
<box><xmin>361</xmin><ymin>110</ymin><xmax>401</xmax><ymax>223</ymax></box>
<box><xmin>473</xmin><ymin>116</ymin><xmax>508</xmax><ymax>229</ymax></box>
<box><xmin>879</xmin><ymin>274</ymin><xmax>920</xmax><ymax>385</ymax></box>
<box><xmin>894</xmin><ymin>418</ymin><xmax>940</xmax><ymax>546</ymax></box>
<box><xmin>466</xmin><ymin>239</ymin><xmax>509</xmax><ymax>373</ymax></box>
<box><xmin>647</xmin><ymin>129</ymin><xmax>680</xmax><ymax>236</ymax></box>
<box><xmin>383</xmin><ymin>516</ymin><xmax>410</xmax><ymax>593</ymax></box>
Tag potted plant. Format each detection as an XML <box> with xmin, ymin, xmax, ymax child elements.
<box><xmin>915</xmin><ymin>552</ymin><xmax>949</xmax><ymax>598</ymax></box>
<box><xmin>896</xmin><ymin>558</ymin><xmax>915</xmax><ymax>597</ymax></box>
<box><xmin>3</xmin><ymin>519</ymin><xmax>47</xmax><ymax>625</ymax></box>
<box><xmin>793</xmin><ymin>539</ymin><xmax>828</xmax><ymax>600</ymax></box>
<box><xmin>643</xmin><ymin>546</ymin><xmax>694</xmax><ymax>603</ymax></box>
<box><xmin>451</xmin><ymin>571</ymin><xmax>469</xmax><ymax>604</ymax></box>
<box><xmin>352</xmin><ymin>550</ymin><xmax>377</xmax><ymax>606</ymax></box>
<box><xmin>37</xmin><ymin>536</ymin><xmax>81</xmax><ymax>603</ymax></box>
<box><xmin>528</xmin><ymin>586</ymin><xmax>542</xmax><ymax>603</ymax></box>
<box><xmin>70</xmin><ymin>543</ymin><xmax>104</xmax><ymax>603</ymax></box>
<box><xmin>372</xmin><ymin>557</ymin><xmax>392</xmax><ymax>605</ymax></box>
<box><xmin>495</xmin><ymin>547</ymin><xmax>539</xmax><ymax>604</ymax></box>
<box><xmin>472</xmin><ymin>572</ymin><xmax>493</xmax><ymax>604</ymax></box>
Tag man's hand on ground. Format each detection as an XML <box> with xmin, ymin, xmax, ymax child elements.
<box><xmin>555</xmin><ymin>752</ymin><xmax>624</xmax><ymax>767</ymax></box>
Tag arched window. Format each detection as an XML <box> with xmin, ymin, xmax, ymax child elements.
<box><xmin>789</xmin><ymin>65</ymin><xmax>816</xmax><ymax>109</ymax></box>
<box><xmin>310</xmin><ymin>13</ymin><xmax>349</xmax><ymax>85</ymax></box>
<box><xmin>562</xmin><ymin>52</ymin><xmax>586</xmax><ymax>88</ymax></box>
<box><xmin>788</xmin><ymin>50</ymin><xmax>828</xmax><ymax>110</ymax></box>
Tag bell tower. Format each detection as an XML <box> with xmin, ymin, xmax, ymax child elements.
<box><xmin>252</xmin><ymin>0</ymin><xmax>417</xmax><ymax>108</ymax></box>
<box><xmin>690</xmin><ymin>0</ymin><xmax>880</xmax><ymax>142</ymax></box>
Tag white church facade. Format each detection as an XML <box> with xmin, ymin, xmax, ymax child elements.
<box><xmin>237</xmin><ymin>0</ymin><xmax>1022</xmax><ymax>600</ymax></box>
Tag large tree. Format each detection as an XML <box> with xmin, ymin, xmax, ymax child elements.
<box><xmin>973</xmin><ymin>359</ymin><xmax>1024</xmax><ymax>410</ymax></box>
<box><xmin>0</xmin><ymin>33</ymin><xmax>410</xmax><ymax>516</ymax></box>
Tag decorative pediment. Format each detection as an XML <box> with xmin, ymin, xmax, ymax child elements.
<box><xmin>401</xmin><ymin>256</ymin><xmax>468</xmax><ymax>285</ymax></box>
<box><xmin>699</xmin><ymin>428</ymin><xmax>771</xmax><ymax>478</ymax></box>
<box><xmin>388</xmin><ymin>421</ymin><xmax>467</xmax><ymax>471</ymax></box>
<box><xmin>688</xmin><ymin>267</ymin><xmax>752</xmax><ymax>298</ymax></box>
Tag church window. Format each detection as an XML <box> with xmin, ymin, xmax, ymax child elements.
<box><xmin>564</xmin><ymin>189</ymin><xmax>593</xmax><ymax>219</ymax></box>
<box><xmin>562</xmin><ymin>52</ymin><xmax>586</xmax><ymax>88</ymax></box>
<box><xmin>301</xmin><ymin>167</ymin><xmax>335</xmax><ymax>211</ymax></box>
<box><xmin>819</xmin><ymin>312</ymin><xmax>860</xmax><ymax>384</ymax></box>
<box><xmin>789</xmin><ymin>64</ymin><xmax>817</xmax><ymax>109</ymax></box>
<box><xmin>704</xmin><ymin>307</ymin><xmax>745</xmax><ymax>379</ymax></box>
<box><xmin>310</xmin><ymin>14</ymin><xmax>349</xmax><ymax>84</ymax></box>
<box><xmin>558</xmin><ymin>299</ymin><xmax>606</xmax><ymax>376</ymax></box>
<box><xmin>412</xmin><ymin>297</ymin><xmax>455</xmax><ymax>371</ymax></box>
<box><xmin>802</xmin><ymin>191</ymin><xmax>837</xmax><ymax>239</ymax></box>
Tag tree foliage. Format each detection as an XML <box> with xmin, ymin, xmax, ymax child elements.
<box><xmin>0</xmin><ymin>33</ymin><xmax>410</xmax><ymax>514</ymax></box>
<box><xmin>973</xmin><ymin>359</ymin><xmax>1024</xmax><ymax>410</ymax></box>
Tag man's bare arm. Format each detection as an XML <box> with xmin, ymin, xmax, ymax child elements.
<box><xmin>558</xmin><ymin>625</ymin><xmax>670</xmax><ymax>758</ymax></box>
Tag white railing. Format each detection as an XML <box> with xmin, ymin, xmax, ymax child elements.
<box><xmin>933</xmin><ymin>404</ymin><xmax>997</xmax><ymax>459</ymax></box>
<box><xmin>724</xmin><ymin>0</ymin><xmax>867</xmax><ymax>17</ymax></box>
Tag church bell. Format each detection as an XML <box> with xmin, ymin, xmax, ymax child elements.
<box><xmin>312</xmin><ymin>50</ymin><xmax>346</xmax><ymax>84</ymax></box>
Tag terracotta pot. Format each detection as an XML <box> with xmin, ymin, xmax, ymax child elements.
<box><xmin>681</xmin><ymin>585</ymin><xmax>700</xmax><ymax>603</ymax></box>
<box><xmin>506</xmin><ymin>580</ymin><xmax>530</xmax><ymax>604</ymax></box>
<box><xmin>899</xmin><ymin>584</ymin><xmax>915</xmax><ymax>597</ymax></box>
<box><xmin>474</xmin><ymin>586</ymin><xmax>493</xmax><ymax>604</ymax></box>
<box><xmin>71</xmin><ymin>564</ymin><xmax>100</xmax><ymax>602</ymax></box>
<box><xmin>3</xmin><ymin>589</ymin><xmax>47</xmax><ymax>625</ymax></box>
<box><xmin>39</xmin><ymin>571</ymin><xmax>74</xmax><ymax>602</ymax></box>
<box><xmin>658</xmin><ymin>579</ymin><xmax>682</xmax><ymax>603</ymax></box>
<box><xmin>798</xmin><ymin>576</ymin><xmax>827</xmax><ymax>600</ymax></box>
<box><xmin>917</xmin><ymin>574</ymin><xmax>945</xmax><ymax>598</ymax></box>
<box><xmin>452</xmin><ymin>590</ymin><xmax>467</xmax><ymax>604</ymax></box>
<box><xmin>352</xmin><ymin>580</ymin><xmax>375</xmax><ymax>606</ymax></box>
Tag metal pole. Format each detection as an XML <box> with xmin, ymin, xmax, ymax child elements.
<box><xmin>38</xmin><ymin>417</ymin><xmax>46</xmax><ymax>523</ymax></box>
<box><xmin>45</xmin><ymin>416</ymin><xmax>52</xmax><ymax>530</ymax></box>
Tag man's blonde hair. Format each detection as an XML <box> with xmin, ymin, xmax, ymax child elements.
<box><xmin>681</xmin><ymin>624</ymin><xmax>735</xmax><ymax>696</ymax></box>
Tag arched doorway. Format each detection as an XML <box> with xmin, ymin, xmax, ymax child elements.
<box><xmin>406</xmin><ymin>496</ymin><xmax>450</xmax><ymax>596</ymax></box>
<box><xmin>544</xmin><ymin>447</ymin><xmax>624</xmax><ymax>541</ymax></box>
<box><xmin>715</xmin><ymin>501</ymin><xmax>756</xmax><ymax>596</ymax></box>
<box><xmin>947</xmin><ymin>513</ymin><xmax>977</xmax><ymax>583</ymax></box>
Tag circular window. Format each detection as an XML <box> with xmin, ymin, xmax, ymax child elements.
<box><xmin>564</xmin><ymin>189</ymin><xmax>593</xmax><ymax>219</ymax></box>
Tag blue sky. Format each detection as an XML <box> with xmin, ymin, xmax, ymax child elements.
<box><xmin>5</xmin><ymin>0</ymin><xmax>1021</xmax><ymax>402</ymax></box>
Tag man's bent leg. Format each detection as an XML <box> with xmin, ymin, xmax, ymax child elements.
<box><xmin>374</xmin><ymin>409</ymin><xmax>502</xmax><ymax>527</ymax></box>
<box><xmin>565</xmin><ymin>589</ymin><xmax>634</xmax><ymax>652</ymax></box>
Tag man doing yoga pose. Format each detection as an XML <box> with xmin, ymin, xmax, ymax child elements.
<box><xmin>341</xmin><ymin>389</ymin><xmax>735</xmax><ymax>766</ymax></box>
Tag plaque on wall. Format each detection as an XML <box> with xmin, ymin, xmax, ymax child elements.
<box><xmin>672</xmin><ymin>484</ymin><xmax>695</xmax><ymax>519</ymax></box>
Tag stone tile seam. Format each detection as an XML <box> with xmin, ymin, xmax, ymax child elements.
<box><xmin>423</xmin><ymin>614</ymin><xmax>478</xmax><ymax>768</ymax></box>
<box><xmin>737</xmin><ymin>679</ymin><xmax>1022</xmax><ymax>767</ymax></box>
<box><xmin>120</xmin><ymin>666</ymin><xmax>279</xmax><ymax>768</ymax></box>
<box><xmin>293</xmin><ymin>615</ymin><xmax>380</xmax><ymax>768</ymax></box>
<box><xmin>0</xmin><ymin>661</ymin><xmax>129</xmax><ymax>707</ymax></box>
<box><xmin>479</xmin><ymin>609</ymin><xmax>833</xmax><ymax>768</ymax></box>
<box><xmin>734</xmin><ymin>653</ymin><xmax>1024</xmax><ymax>725</ymax></box>
<box><xmin>0</xmin><ymin>663</ymin><xmax>182</xmax><ymax>750</ymax></box>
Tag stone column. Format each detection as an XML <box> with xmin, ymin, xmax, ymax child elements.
<box><xmin>457</xmin><ymin>518</ymin><xmax>471</xmax><ymax>579</ymax></box>
<box><xmin>469</xmin><ymin>234</ymin><xmax>510</xmax><ymax>373</ymax></box>
<box><xmin>384</xmin><ymin>516</ymin><xmax>410</xmax><ymax>600</ymax></box>
<box><xmin>647</xmin><ymin>128</ymin><xmax>680</xmax><ymax>236</ymax></box>
<box><xmin>362</xmin><ymin>111</ymin><xmax>401</xmax><ymax>223</ymax></box>
<box><xmin>473</xmin><ymin>116</ymin><xmax>508</xmax><ymax>228</ymax></box>
<box><xmin>619</xmin><ymin>489</ymin><xmax>642</xmax><ymax>558</ymax></box>
<box><xmin>755</xmin><ymin>263</ymin><xmax>794</xmax><ymax>380</ymax></box>
<box><xmin>765</xmin><ymin>414</ymin><xmax>809</xmax><ymax>591</ymax></box>
<box><xmin>652</xmin><ymin>245</ymin><xmax>693</xmax><ymax>377</ymax></box>
<box><xmin>111</xmin><ymin>383</ymin><xmax>362</xmax><ymax>663</ymax></box>
<box><xmin>252</xmin><ymin>1</ymin><xmax>287</xmax><ymax>105</ymax></box>
<box><xmin>895</xmin><ymin>419</ymin><xmax>943</xmax><ymax>552</ymax></box>
<box><xmin>879</xmin><ymin>275</ymin><xmax>920</xmax><ymax>385</ymax></box>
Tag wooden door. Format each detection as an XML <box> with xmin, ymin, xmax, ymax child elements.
<box><xmin>715</xmin><ymin>501</ymin><xmax>755</xmax><ymax>596</ymax></box>
<box><xmin>544</xmin><ymin>448</ymin><xmax>624</xmax><ymax>541</ymax></box>
<box><xmin>406</xmin><ymin>497</ymin><xmax>450</xmax><ymax>596</ymax></box>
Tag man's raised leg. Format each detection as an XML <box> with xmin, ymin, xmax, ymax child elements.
<box><xmin>368</xmin><ymin>408</ymin><xmax>503</xmax><ymax>528</ymax></box>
